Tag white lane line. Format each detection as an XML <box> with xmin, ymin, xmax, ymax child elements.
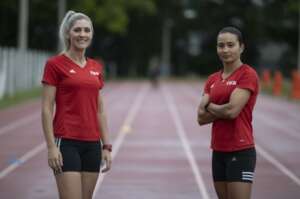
<box><xmin>0</xmin><ymin>86</ymin><xmax>129</xmax><ymax>180</ymax></box>
<box><xmin>0</xmin><ymin>84</ymin><xmax>123</xmax><ymax>137</ymax></box>
<box><xmin>254</xmin><ymin>112</ymin><xmax>300</xmax><ymax>140</ymax></box>
<box><xmin>0</xmin><ymin>143</ymin><xmax>46</xmax><ymax>179</ymax></box>
<box><xmin>162</xmin><ymin>85</ymin><xmax>210</xmax><ymax>199</ymax></box>
<box><xmin>255</xmin><ymin>145</ymin><xmax>300</xmax><ymax>187</ymax></box>
<box><xmin>182</xmin><ymin>84</ymin><xmax>300</xmax><ymax>188</ymax></box>
<box><xmin>93</xmin><ymin>84</ymin><xmax>148</xmax><ymax>199</ymax></box>
<box><xmin>257</xmin><ymin>96</ymin><xmax>300</xmax><ymax>121</ymax></box>
<box><xmin>0</xmin><ymin>112</ymin><xmax>40</xmax><ymax>136</ymax></box>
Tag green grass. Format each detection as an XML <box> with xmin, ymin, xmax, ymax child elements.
<box><xmin>0</xmin><ymin>87</ymin><xmax>42</xmax><ymax>110</ymax></box>
<box><xmin>0</xmin><ymin>78</ymin><xmax>297</xmax><ymax>111</ymax></box>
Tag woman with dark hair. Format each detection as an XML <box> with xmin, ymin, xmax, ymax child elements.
<box><xmin>197</xmin><ymin>26</ymin><xmax>259</xmax><ymax>199</ymax></box>
<box><xmin>41</xmin><ymin>10</ymin><xmax>112</xmax><ymax>199</ymax></box>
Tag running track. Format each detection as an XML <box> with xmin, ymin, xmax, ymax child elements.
<box><xmin>0</xmin><ymin>80</ymin><xmax>299</xmax><ymax>199</ymax></box>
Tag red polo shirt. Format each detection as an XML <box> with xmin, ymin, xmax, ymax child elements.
<box><xmin>204</xmin><ymin>64</ymin><xmax>259</xmax><ymax>152</ymax></box>
<box><xmin>42</xmin><ymin>54</ymin><xmax>104</xmax><ymax>141</ymax></box>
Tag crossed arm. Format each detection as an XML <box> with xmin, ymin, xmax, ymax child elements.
<box><xmin>197</xmin><ymin>88</ymin><xmax>251</xmax><ymax>126</ymax></box>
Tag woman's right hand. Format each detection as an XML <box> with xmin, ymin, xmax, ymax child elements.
<box><xmin>47</xmin><ymin>146</ymin><xmax>63</xmax><ymax>174</ymax></box>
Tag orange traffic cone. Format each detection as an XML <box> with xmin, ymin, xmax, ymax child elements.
<box><xmin>291</xmin><ymin>70</ymin><xmax>300</xmax><ymax>99</ymax></box>
<box><xmin>261</xmin><ymin>69</ymin><xmax>271</xmax><ymax>88</ymax></box>
<box><xmin>272</xmin><ymin>70</ymin><xmax>282</xmax><ymax>96</ymax></box>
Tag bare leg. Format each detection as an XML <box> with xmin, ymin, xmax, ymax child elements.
<box><xmin>214</xmin><ymin>181</ymin><xmax>228</xmax><ymax>199</ymax></box>
<box><xmin>81</xmin><ymin>172</ymin><xmax>99</xmax><ymax>199</ymax></box>
<box><xmin>227</xmin><ymin>182</ymin><xmax>252</xmax><ymax>199</ymax></box>
<box><xmin>55</xmin><ymin>172</ymin><xmax>82</xmax><ymax>199</ymax></box>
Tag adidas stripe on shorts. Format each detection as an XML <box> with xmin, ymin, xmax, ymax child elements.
<box><xmin>212</xmin><ymin>147</ymin><xmax>256</xmax><ymax>183</ymax></box>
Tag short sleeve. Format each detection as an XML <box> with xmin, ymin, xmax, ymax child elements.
<box><xmin>238</xmin><ymin>70</ymin><xmax>258</xmax><ymax>93</ymax></box>
<box><xmin>203</xmin><ymin>75</ymin><xmax>214</xmax><ymax>95</ymax></box>
<box><xmin>204</xmin><ymin>80</ymin><xmax>210</xmax><ymax>94</ymax></box>
<box><xmin>41</xmin><ymin>60</ymin><xmax>59</xmax><ymax>86</ymax></box>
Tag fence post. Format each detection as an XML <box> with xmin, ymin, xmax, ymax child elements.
<box><xmin>0</xmin><ymin>48</ymin><xmax>7</xmax><ymax>99</ymax></box>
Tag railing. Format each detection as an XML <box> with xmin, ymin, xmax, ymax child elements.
<box><xmin>0</xmin><ymin>47</ymin><xmax>51</xmax><ymax>99</ymax></box>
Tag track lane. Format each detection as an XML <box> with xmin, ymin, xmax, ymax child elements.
<box><xmin>0</xmin><ymin>80</ymin><xmax>299</xmax><ymax>199</ymax></box>
<box><xmin>96</xmin><ymin>83</ymin><xmax>203</xmax><ymax>199</ymax></box>
<box><xmin>0</xmin><ymin>82</ymin><xmax>124</xmax><ymax>171</ymax></box>
<box><xmin>0</xmin><ymin>82</ymin><xmax>137</xmax><ymax>198</ymax></box>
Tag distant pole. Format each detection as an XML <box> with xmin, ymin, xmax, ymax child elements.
<box><xmin>161</xmin><ymin>18</ymin><xmax>173</xmax><ymax>76</ymax></box>
<box><xmin>57</xmin><ymin>0</ymin><xmax>66</xmax><ymax>51</ymax></box>
<box><xmin>298</xmin><ymin>2</ymin><xmax>300</xmax><ymax>71</ymax></box>
<box><xmin>18</xmin><ymin>0</ymin><xmax>28</xmax><ymax>50</ymax></box>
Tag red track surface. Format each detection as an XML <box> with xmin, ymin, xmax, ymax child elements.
<box><xmin>0</xmin><ymin>81</ymin><xmax>299</xmax><ymax>199</ymax></box>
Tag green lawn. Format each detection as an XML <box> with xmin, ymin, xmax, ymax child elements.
<box><xmin>0</xmin><ymin>78</ymin><xmax>298</xmax><ymax>111</ymax></box>
<box><xmin>0</xmin><ymin>87</ymin><xmax>42</xmax><ymax>110</ymax></box>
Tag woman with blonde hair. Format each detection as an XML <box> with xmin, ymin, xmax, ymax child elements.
<box><xmin>41</xmin><ymin>10</ymin><xmax>112</xmax><ymax>199</ymax></box>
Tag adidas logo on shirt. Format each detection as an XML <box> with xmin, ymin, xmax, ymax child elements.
<box><xmin>69</xmin><ymin>69</ymin><xmax>76</xmax><ymax>74</ymax></box>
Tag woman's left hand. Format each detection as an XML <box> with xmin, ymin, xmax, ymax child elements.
<box><xmin>101</xmin><ymin>149</ymin><xmax>112</xmax><ymax>173</ymax></box>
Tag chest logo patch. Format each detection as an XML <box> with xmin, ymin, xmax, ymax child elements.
<box><xmin>90</xmin><ymin>70</ymin><xmax>100</xmax><ymax>76</ymax></box>
<box><xmin>69</xmin><ymin>69</ymin><xmax>76</xmax><ymax>74</ymax></box>
<box><xmin>226</xmin><ymin>80</ymin><xmax>237</xmax><ymax>86</ymax></box>
<box><xmin>210</xmin><ymin>83</ymin><xmax>215</xmax><ymax>89</ymax></box>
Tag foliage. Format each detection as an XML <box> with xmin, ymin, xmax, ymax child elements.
<box><xmin>0</xmin><ymin>0</ymin><xmax>299</xmax><ymax>77</ymax></box>
<box><xmin>70</xmin><ymin>0</ymin><xmax>156</xmax><ymax>34</ymax></box>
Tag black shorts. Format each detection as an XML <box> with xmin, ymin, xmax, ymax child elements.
<box><xmin>55</xmin><ymin>137</ymin><xmax>102</xmax><ymax>173</ymax></box>
<box><xmin>212</xmin><ymin>147</ymin><xmax>256</xmax><ymax>183</ymax></box>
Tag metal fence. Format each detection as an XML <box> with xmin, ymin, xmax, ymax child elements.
<box><xmin>0</xmin><ymin>47</ymin><xmax>51</xmax><ymax>99</ymax></box>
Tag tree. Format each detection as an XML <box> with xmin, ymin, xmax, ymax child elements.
<box><xmin>0</xmin><ymin>0</ymin><xmax>298</xmax><ymax>77</ymax></box>
<box><xmin>70</xmin><ymin>0</ymin><xmax>156</xmax><ymax>34</ymax></box>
